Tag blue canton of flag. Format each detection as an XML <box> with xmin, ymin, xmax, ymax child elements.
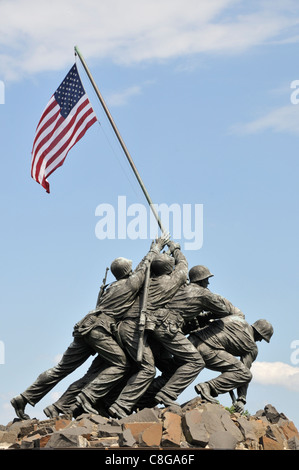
<box><xmin>54</xmin><ymin>65</ymin><xmax>85</xmax><ymax>118</ymax></box>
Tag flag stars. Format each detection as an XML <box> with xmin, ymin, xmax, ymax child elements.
<box><xmin>54</xmin><ymin>65</ymin><xmax>85</xmax><ymax>118</ymax></box>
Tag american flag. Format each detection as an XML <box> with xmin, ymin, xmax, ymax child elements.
<box><xmin>31</xmin><ymin>64</ymin><xmax>97</xmax><ymax>193</ymax></box>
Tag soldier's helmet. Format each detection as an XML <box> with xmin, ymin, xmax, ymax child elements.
<box><xmin>189</xmin><ymin>265</ymin><xmax>214</xmax><ymax>283</ymax></box>
<box><xmin>251</xmin><ymin>319</ymin><xmax>274</xmax><ymax>343</ymax></box>
<box><xmin>110</xmin><ymin>257</ymin><xmax>133</xmax><ymax>280</ymax></box>
<box><xmin>151</xmin><ymin>254</ymin><xmax>175</xmax><ymax>275</ymax></box>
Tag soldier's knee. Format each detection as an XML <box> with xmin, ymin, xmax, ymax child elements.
<box><xmin>144</xmin><ymin>362</ymin><xmax>156</xmax><ymax>380</ymax></box>
<box><xmin>240</xmin><ymin>366</ymin><xmax>252</xmax><ymax>384</ymax></box>
<box><xmin>118</xmin><ymin>355</ymin><xmax>131</xmax><ymax>370</ymax></box>
<box><xmin>246</xmin><ymin>369</ymin><xmax>253</xmax><ymax>383</ymax></box>
<box><xmin>193</xmin><ymin>351</ymin><xmax>205</xmax><ymax>372</ymax></box>
<box><xmin>135</xmin><ymin>356</ymin><xmax>156</xmax><ymax>379</ymax></box>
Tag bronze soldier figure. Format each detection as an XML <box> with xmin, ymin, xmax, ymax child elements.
<box><xmin>190</xmin><ymin>316</ymin><xmax>274</xmax><ymax>413</ymax></box>
<box><xmin>134</xmin><ymin>264</ymin><xmax>245</xmax><ymax>409</ymax></box>
<box><xmin>107</xmin><ymin>243</ymin><xmax>205</xmax><ymax>418</ymax></box>
<box><xmin>10</xmin><ymin>235</ymin><xmax>168</xmax><ymax>420</ymax></box>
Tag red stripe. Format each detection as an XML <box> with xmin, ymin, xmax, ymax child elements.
<box><xmin>31</xmin><ymin>100</ymin><xmax>87</xmax><ymax>182</ymax></box>
<box><xmin>32</xmin><ymin>106</ymin><xmax>61</xmax><ymax>153</ymax></box>
<box><xmin>33</xmin><ymin>103</ymin><xmax>95</xmax><ymax>185</ymax></box>
<box><xmin>33</xmin><ymin>96</ymin><xmax>56</xmax><ymax>131</ymax></box>
<box><xmin>38</xmin><ymin>97</ymin><xmax>89</xmax><ymax>161</ymax></box>
<box><xmin>31</xmin><ymin>92</ymin><xmax>97</xmax><ymax>192</ymax></box>
<box><xmin>31</xmin><ymin>111</ymin><xmax>63</xmax><ymax>178</ymax></box>
<box><xmin>44</xmin><ymin>116</ymin><xmax>97</xmax><ymax>189</ymax></box>
<box><xmin>32</xmin><ymin>112</ymin><xmax>64</xmax><ymax>178</ymax></box>
<box><xmin>31</xmin><ymin>98</ymin><xmax>62</xmax><ymax>178</ymax></box>
<box><xmin>44</xmin><ymin>107</ymin><xmax>96</xmax><ymax>173</ymax></box>
<box><xmin>32</xmin><ymin>99</ymin><xmax>58</xmax><ymax>151</ymax></box>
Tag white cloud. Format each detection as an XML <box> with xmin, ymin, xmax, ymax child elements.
<box><xmin>1</xmin><ymin>0</ymin><xmax>299</xmax><ymax>81</ymax></box>
<box><xmin>107</xmin><ymin>85</ymin><xmax>142</xmax><ymax>107</ymax></box>
<box><xmin>230</xmin><ymin>105</ymin><xmax>299</xmax><ymax>135</ymax></box>
<box><xmin>252</xmin><ymin>361</ymin><xmax>299</xmax><ymax>392</ymax></box>
<box><xmin>106</xmin><ymin>80</ymin><xmax>155</xmax><ymax>107</ymax></box>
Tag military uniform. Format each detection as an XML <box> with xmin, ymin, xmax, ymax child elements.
<box><xmin>108</xmin><ymin>247</ymin><xmax>205</xmax><ymax>416</ymax></box>
<box><xmin>59</xmin><ymin>241</ymin><xmax>168</xmax><ymax>412</ymax></box>
<box><xmin>190</xmin><ymin>314</ymin><xmax>261</xmax><ymax>404</ymax></box>
<box><xmin>11</xmin><ymin>241</ymin><xmax>165</xmax><ymax>419</ymax></box>
<box><xmin>135</xmin><ymin>280</ymin><xmax>243</xmax><ymax>408</ymax></box>
<box><xmin>167</xmin><ymin>282</ymin><xmax>243</xmax><ymax>322</ymax></box>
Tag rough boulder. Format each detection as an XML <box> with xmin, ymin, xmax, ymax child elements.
<box><xmin>1</xmin><ymin>398</ymin><xmax>298</xmax><ymax>450</ymax></box>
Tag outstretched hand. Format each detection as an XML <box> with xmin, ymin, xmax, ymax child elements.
<box><xmin>160</xmin><ymin>231</ymin><xmax>171</xmax><ymax>246</ymax></box>
<box><xmin>153</xmin><ymin>231</ymin><xmax>171</xmax><ymax>250</ymax></box>
<box><xmin>167</xmin><ymin>240</ymin><xmax>181</xmax><ymax>253</ymax></box>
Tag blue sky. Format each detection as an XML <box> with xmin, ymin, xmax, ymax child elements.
<box><xmin>1</xmin><ymin>0</ymin><xmax>299</xmax><ymax>429</ymax></box>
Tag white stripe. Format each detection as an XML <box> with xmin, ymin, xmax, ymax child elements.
<box><xmin>32</xmin><ymin>99</ymin><xmax>60</xmax><ymax>155</ymax></box>
<box><xmin>35</xmin><ymin>95</ymin><xmax>56</xmax><ymax>130</ymax></box>
<box><xmin>39</xmin><ymin>100</ymin><xmax>94</xmax><ymax>182</ymax></box>
<box><xmin>31</xmin><ymin>104</ymin><xmax>61</xmax><ymax>177</ymax></box>
<box><xmin>38</xmin><ymin>103</ymin><xmax>95</xmax><ymax>184</ymax></box>
<box><xmin>43</xmin><ymin>107</ymin><xmax>96</xmax><ymax>180</ymax></box>
<box><xmin>34</xmin><ymin>96</ymin><xmax>91</xmax><ymax>183</ymax></box>
<box><xmin>34</xmin><ymin>95</ymin><xmax>90</xmax><ymax>166</ymax></box>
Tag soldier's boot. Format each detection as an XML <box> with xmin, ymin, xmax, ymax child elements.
<box><xmin>76</xmin><ymin>394</ymin><xmax>99</xmax><ymax>415</ymax></box>
<box><xmin>43</xmin><ymin>404</ymin><xmax>60</xmax><ymax>418</ymax></box>
<box><xmin>194</xmin><ymin>382</ymin><xmax>218</xmax><ymax>404</ymax></box>
<box><xmin>108</xmin><ymin>403</ymin><xmax>129</xmax><ymax>419</ymax></box>
<box><xmin>155</xmin><ymin>391</ymin><xmax>181</xmax><ymax>410</ymax></box>
<box><xmin>10</xmin><ymin>394</ymin><xmax>30</xmax><ymax>420</ymax></box>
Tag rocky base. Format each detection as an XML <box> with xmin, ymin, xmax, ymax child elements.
<box><xmin>1</xmin><ymin>398</ymin><xmax>299</xmax><ymax>450</ymax></box>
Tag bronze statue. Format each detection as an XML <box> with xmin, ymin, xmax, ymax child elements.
<box><xmin>190</xmin><ymin>316</ymin><xmax>274</xmax><ymax>413</ymax></box>
<box><xmin>11</xmin><ymin>255</ymin><xmax>274</xmax><ymax>421</ymax></box>
<box><xmin>10</xmin><ymin>235</ymin><xmax>169</xmax><ymax>420</ymax></box>
<box><xmin>107</xmin><ymin>244</ymin><xmax>205</xmax><ymax>418</ymax></box>
<box><xmin>132</xmin><ymin>264</ymin><xmax>247</xmax><ymax>410</ymax></box>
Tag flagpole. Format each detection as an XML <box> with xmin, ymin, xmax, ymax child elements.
<box><xmin>74</xmin><ymin>45</ymin><xmax>166</xmax><ymax>235</ymax></box>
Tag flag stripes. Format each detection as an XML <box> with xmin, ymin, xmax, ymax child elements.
<box><xmin>31</xmin><ymin>64</ymin><xmax>97</xmax><ymax>193</ymax></box>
